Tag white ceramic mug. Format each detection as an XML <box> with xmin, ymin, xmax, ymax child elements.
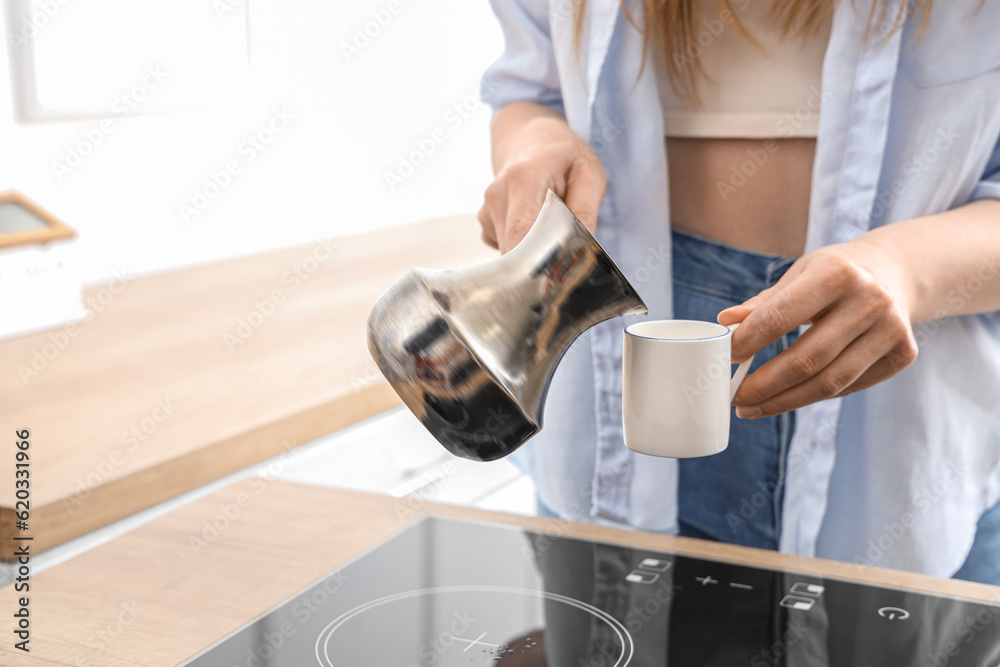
<box><xmin>622</xmin><ymin>320</ymin><xmax>755</xmax><ymax>458</ymax></box>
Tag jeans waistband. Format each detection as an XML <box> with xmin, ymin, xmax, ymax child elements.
<box><xmin>671</xmin><ymin>229</ymin><xmax>797</xmax><ymax>304</ymax></box>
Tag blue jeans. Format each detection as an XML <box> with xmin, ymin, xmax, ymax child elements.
<box><xmin>537</xmin><ymin>229</ymin><xmax>1000</xmax><ymax>584</ymax></box>
<box><xmin>951</xmin><ymin>499</ymin><xmax>1000</xmax><ymax>585</ymax></box>
<box><xmin>670</xmin><ymin>229</ymin><xmax>798</xmax><ymax>551</ymax></box>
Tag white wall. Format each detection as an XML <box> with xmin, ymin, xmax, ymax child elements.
<box><xmin>0</xmin><ymin>0</ymin><xmax>503</xmax><ymax>284</ymax></box>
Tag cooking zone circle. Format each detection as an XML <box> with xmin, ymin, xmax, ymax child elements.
<box><xmin>314</xmin><ymin>585</ymin><xmax>634</xmax><ymax>666</ymax></box>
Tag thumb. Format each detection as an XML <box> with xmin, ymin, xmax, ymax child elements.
<box><xmin>717</xmin><ymin>304</ymin><xmax>751</xmax><ymax>326</ymax></box>
<box><xmin>718</xmin><ymin>283</ymin><xmax>778</xmax><ymax>325</ymax></box>
<box><xmin>501</xmin><ymin>188</ymin><xmax>547</xmax><ymax>254</ymax></box>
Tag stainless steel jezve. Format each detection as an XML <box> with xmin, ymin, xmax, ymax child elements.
<box><xmin>367</xmin><ymin>190</ymin><xmax>647</xmax><ymax>461</ymax></box>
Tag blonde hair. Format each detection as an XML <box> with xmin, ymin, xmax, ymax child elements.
<box><xmin>576</xmin><ymin>0</ymin><xmax>931</xmax><ymax>100</ymax></box>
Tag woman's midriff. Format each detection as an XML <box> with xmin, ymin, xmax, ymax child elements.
<box><xmin>666</xmin><ymin>137</ymin><xmax>815</xmax><ymax>258</ymax></box>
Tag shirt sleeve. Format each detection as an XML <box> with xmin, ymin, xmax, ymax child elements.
<box><xmin>970</xmin><ymin>131</ymin><xmax>1000</xmax><ymax>202</ymax></box>
<box><xmin>480</xmin><ymin>0</ymin><xmax>565</xmax><ymax>116</ymax></box>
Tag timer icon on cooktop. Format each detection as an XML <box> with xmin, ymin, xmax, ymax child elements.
<box><xmin>878</xmin><ymin>606</ymin><xmax>911</xmax><ymax>621</ymax></box>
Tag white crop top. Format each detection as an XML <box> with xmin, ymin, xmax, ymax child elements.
<box><xmin>655</xmin><ymin>0</ymin><xmax>832</xmax><ymax>138</ymax></box>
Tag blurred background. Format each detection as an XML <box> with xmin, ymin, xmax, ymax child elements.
<box><xmin>1</xmin><ymin>0</ymin><xmax>538</xmax><ymax>581</ymax></box>
<box><xmin>1</xmin><ymin>0</ymin><xmax>499</xmax><ymax>282</ymax></box>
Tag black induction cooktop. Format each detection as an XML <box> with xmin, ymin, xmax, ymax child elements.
<box><xmin>182</xmin><ymin>516</ymin><xmax>1000</xmax><ymax>666</ymax></box>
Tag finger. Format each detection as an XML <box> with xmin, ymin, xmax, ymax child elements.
<box><xmin>835</xmin><ymin>340</ymin><xmax>918</xmax><ymax>397</ymax></box>
<box><xmin>734</xmin><ymin>329</ymin><xmax>889</xmax><ymax>418</ymax></box>
<box><xmin>501</xmin><ymin>174</ymin><xmax>561</xmax><ymax>254</ymax></box>
<box><xmin>717</xmin><ymin>304</ymin><xmax>750</xmax><ymax>327</ymax></box>
<box><xmin>477</xmin><ymin>206</ymin><xmax>498</xmax><ymax>249</ymax></box>
<box><xmin>562</xmin><ymin>154</ymin><xmax>606</xmax><ymax>234</ymax></box>
<box><xmin>717</xmin><ymin>288</ymin><xmax>773</xmax><ymax>326</ymax></box>
<box><xmin>729</xmin><ymin>270</ymin><xmax>843</xmax><ymax>363</ymax></box>
<box><xmin>733</xmin><ymin>304</ymin><xmax>877</xmax><ymax>406</ymax></box>
<box><xmin>832</xmin><ymin>356</ymin><xmax>898</xmax><ymax>398</ymax></box>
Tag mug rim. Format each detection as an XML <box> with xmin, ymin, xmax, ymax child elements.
<box><xmin>625</xmin><ymin>319</ymin><xmax>730</xmax><ymax>342</ymax></box>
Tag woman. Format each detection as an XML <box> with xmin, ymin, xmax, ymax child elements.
<box><xmin>478</xmin><ymin>0</ymin><xmax>1000</xmax><ymax>584</ymax></box>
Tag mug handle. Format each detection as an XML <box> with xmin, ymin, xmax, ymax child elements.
<box><xmin>727</xmin><ymin>323</ymin><xmax>755</xmax><ymax>402</ymax></box>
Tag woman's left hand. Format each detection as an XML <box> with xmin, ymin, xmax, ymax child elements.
<box><xmin>717</xmin><ymin>238</ymin><xmax>921</xmax><ymax>418</ymax></box>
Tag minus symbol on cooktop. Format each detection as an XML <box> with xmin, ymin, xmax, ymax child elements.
<box><xmin>729</xmin><ymin>583</ymin><xmax>753</xmax><ymax>590</ymax></box>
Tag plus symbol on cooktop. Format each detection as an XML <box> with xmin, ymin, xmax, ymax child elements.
<box><xmin>695</xmin><ymin>575</ymin><xmax>718</xmax><ymax>586</ymax></box>
<box><xmin>452</xmin><ymin>633</ymin><xmax>500</xmax><ymax>652</ymax></box>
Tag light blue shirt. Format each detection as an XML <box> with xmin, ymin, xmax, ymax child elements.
<box><xmin>481</xmin><ymin>0</ymin><xmax>1000</xmax><ymax>578</ymax></box>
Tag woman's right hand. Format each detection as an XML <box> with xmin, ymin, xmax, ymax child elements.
<box><xmin>478</xmin><ymin>102</ymin><xmax>607</xmax><ymax>254</ymax></box>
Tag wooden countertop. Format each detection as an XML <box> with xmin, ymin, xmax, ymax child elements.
<box><xmin>1</xmin><ymin>480</ymin><xmax>997</xmax><ymax>667</ymax></box>
<box><xmin>0</xmin><ymin>216</ymin><xmax>495</xmax><ymax>558</ymax></box>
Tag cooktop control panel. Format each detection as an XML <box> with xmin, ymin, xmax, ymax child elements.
<box><xmin>184</xmin><ymin>517</ymin><xmax>1000</xmax><ymax>666</ymax></box>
